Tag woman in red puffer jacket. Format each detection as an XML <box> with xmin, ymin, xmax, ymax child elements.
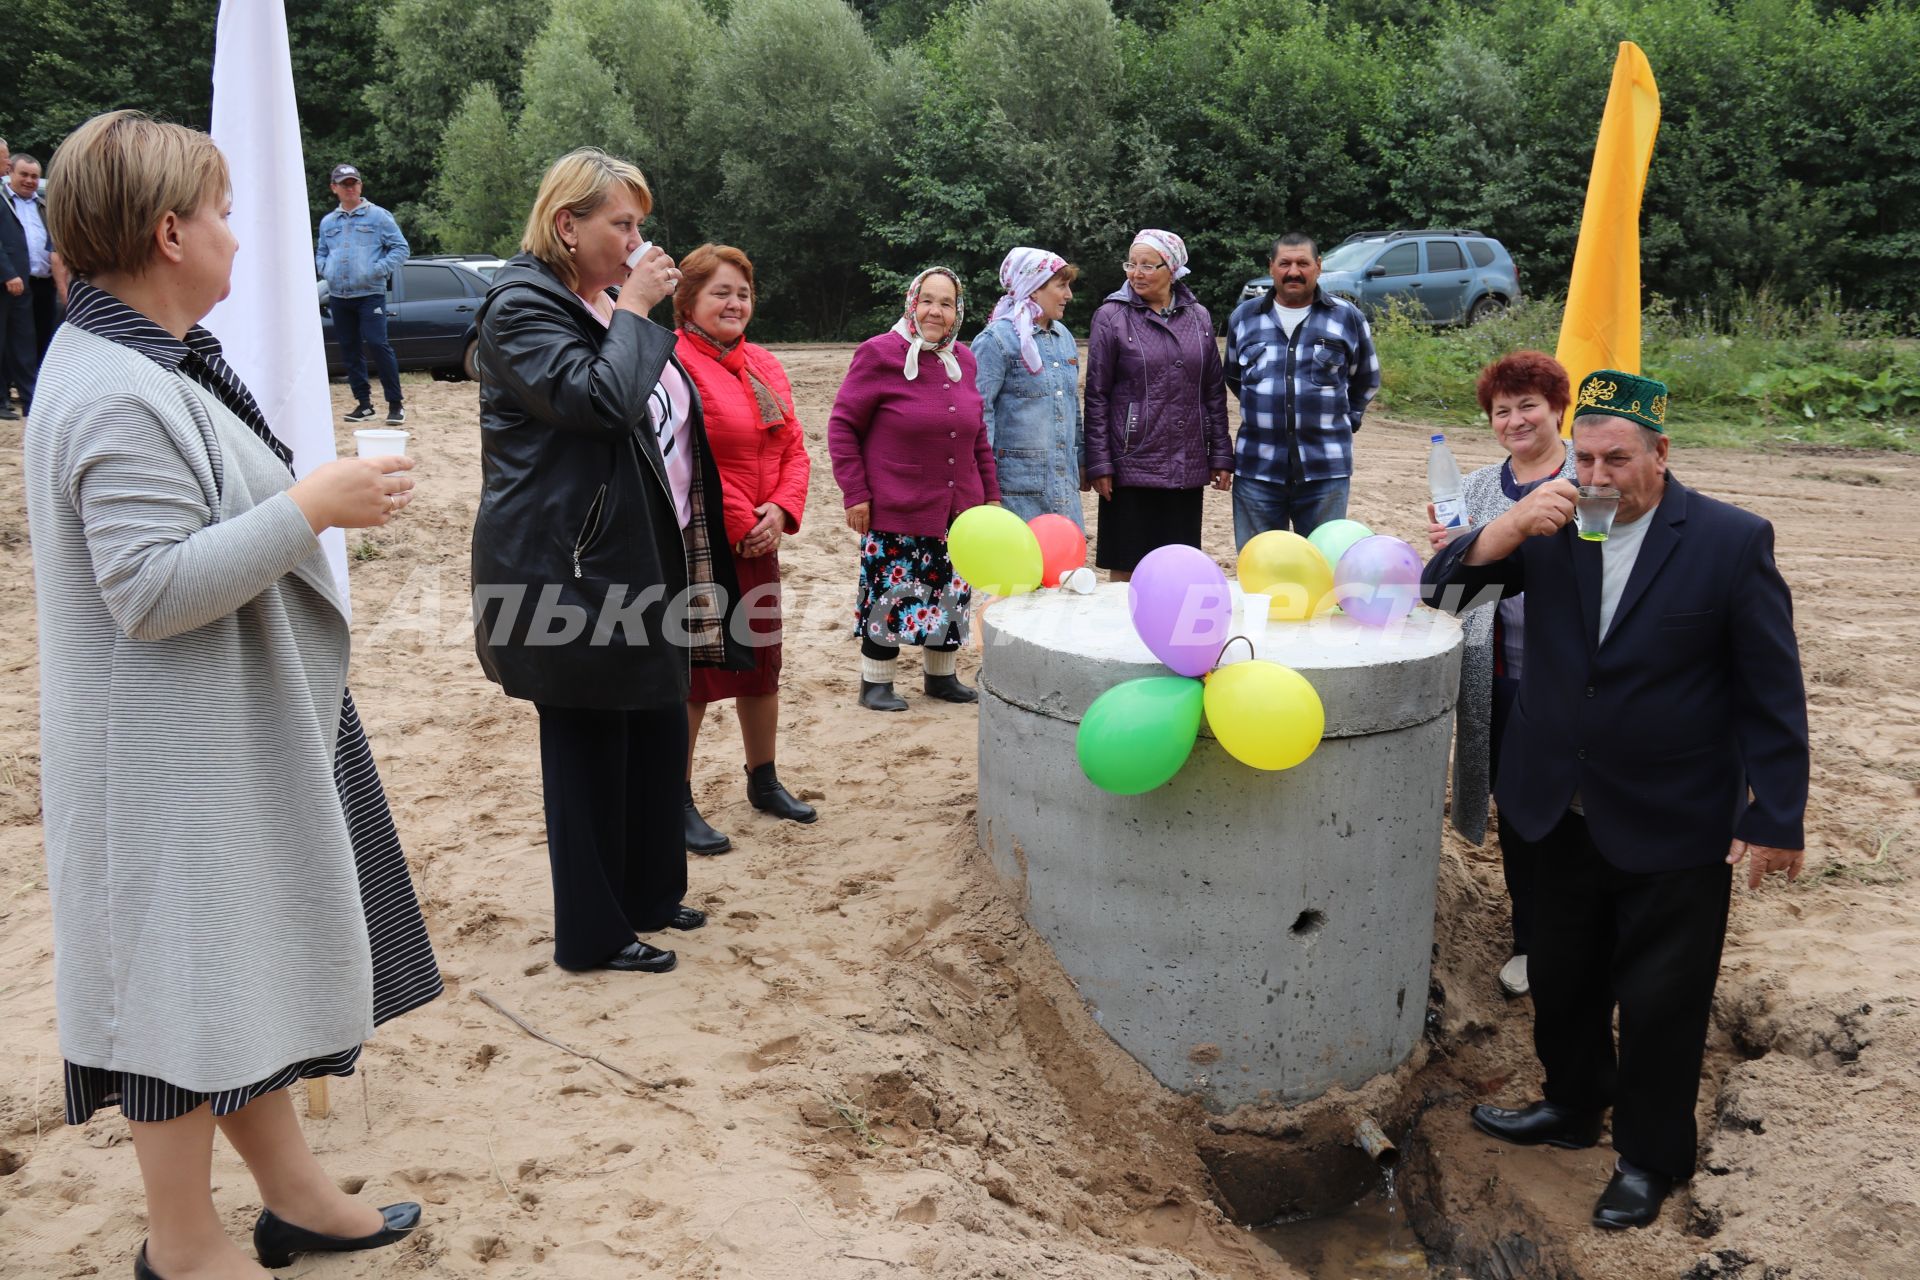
<box><xmin>672</xmin><ymin>244</ymin><xmax>813</xmax><ymax>854</ymax></box>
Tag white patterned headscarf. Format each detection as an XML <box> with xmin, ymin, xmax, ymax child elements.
<box><xmin>889</xmin><ymin>266</ymin><xmax>965</xmax><ymax>382</ymax></box>
<box><xmin>987</xmin><ymin>246</ymin><xmax>1069</xmax><ymax>375</ymax></box>
<box><xmin>1131</xmin><ymin>228</ymin><xmax>1190</xmax><ymax>281</ymax></box>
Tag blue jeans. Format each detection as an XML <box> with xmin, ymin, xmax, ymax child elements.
<box><xmin>1230</xmin><ymin>473</ymin><xmax>1350</xmax><ymax>549</ymax></box>
<box><xmin>332</xmin><ymin>293</ymin><xmax>403</xmax><ymax>409</ymax></box>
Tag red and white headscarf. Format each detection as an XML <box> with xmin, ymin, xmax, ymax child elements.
<box><xmin>889</xmin><ymin>266</ymin><xmax>965</xmax><ymax>382</ymax></box>
<box><xmin>1131</xmin><ymin>228</ymin><xmax>1190</xmax><ymax>281</ymax></box>
<box><xmin>986</xmin><ymin>246</ymin><xmax>1068</xmax><ymax>375</ymax></box>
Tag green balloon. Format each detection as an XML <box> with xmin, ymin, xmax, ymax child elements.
<box><xmin>1075</xmin><ymin>676</ymin><xmax>1205</xmax><ymax>795</ymax></box>
<box><xmin>1308</xmin><ymin>518</ymin><xmax>1374</xmax><ymax>571</ymax></box>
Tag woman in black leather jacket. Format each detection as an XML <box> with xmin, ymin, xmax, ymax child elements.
<box><xmin>472</xmin><ymin>148</ymin><xmax>747</xmax><ymax>976</ymax></box>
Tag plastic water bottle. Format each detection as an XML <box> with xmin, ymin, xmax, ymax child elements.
<box><xmin>1429</xmin><ymin>433</ymin><xmax>1467</xmax><ymax>544</ymax></box>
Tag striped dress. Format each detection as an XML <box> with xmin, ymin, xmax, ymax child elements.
<box><xmin>36</xmin><ymin>283</ymin><xmax>442</xmax><ymax>1123</ymax></box>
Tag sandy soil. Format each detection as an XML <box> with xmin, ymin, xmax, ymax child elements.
<box><xmin>1</xmin><ymin>347</ymin><xmax>1915</xmax><ymax>1280</ymax></box>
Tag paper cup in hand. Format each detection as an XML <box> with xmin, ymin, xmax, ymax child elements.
<box><xmin>625</xmin><ymin>239</ymin><xmax>653</xmax><ymax>270</ymax></box>
<box><xmin>354</xmin><ymin>429</ymin><xmax>409</xmax><ymax>458</ymax></box>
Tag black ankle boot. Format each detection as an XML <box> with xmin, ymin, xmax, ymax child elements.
<box><xmin>684</xmin><ymin>782</ymin><xmax>732</xmax><ymax>855</ymax></box>
<box><xmin>746</xmin><ymin>762</ymin><xmax>817</xmax><ymax>822</ymax></box>
<box><xmin>253</xmin><ymin>1202</ymin><xmax>422</xmax><ymax>1269</ymax></box>
<box><xmin>859</xmin><ymin>679</ymin><xmax>908</xmax><ymax>711</ymax></box>
<box><xmin>923</xmin><ymin>671</ymin><xmax>977</xmax><ymax>703</ymax></box>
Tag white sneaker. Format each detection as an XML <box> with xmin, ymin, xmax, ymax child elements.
<box><xmin>1499</xmin><ymin>953</ymin><xmax>1530</xmax><ymax>998</ymax></box>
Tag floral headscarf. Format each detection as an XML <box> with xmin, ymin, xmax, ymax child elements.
<box><xmin>1131</xmin><ymin>228</ymin><xmax>1190</xmax><ymax>281</ymax></box>
<box><xmin>986</xmin><ymin>247</ymin><xmax>1069</xmax><ymax>375</ymax></box>
<box><xmin>889</xmin><ymin>266</ymin><xmax>965</xmax><ymax>382</ymax></box>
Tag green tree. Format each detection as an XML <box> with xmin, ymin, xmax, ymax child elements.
<box><xmin>423</xmin><ymin>82</ymin><xmax>524</xmax><ymax>256</ymax></box>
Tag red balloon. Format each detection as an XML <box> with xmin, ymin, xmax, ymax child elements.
<box><xmin>1028</xmin><ymin>514</ymin><xmax>1088</xmax><ymax>588</ymax></box>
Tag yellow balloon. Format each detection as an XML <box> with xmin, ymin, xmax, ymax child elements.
<box><xmin>1203</xmin><ymin>660</ymin><xmax>1325</xmax><ymax>771</ymax></box>
<box><xmin>1235</xmin><ymin>530</ymin><xmax>1334</xmax><ymax>620</ymax></box>
<box><xmin>947</xmin><ymin>504</ymin><xmax>1043</xmax><ymax>596</ymax></box>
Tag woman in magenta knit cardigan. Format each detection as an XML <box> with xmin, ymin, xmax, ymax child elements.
<box><xmin>673</xmin><ymin>244</ymin><xmax>815</xmax><ymax>854</ymax></box>
<box><xmin>827</xmin><ymin>267</ymin><xmax>1000</xmax><ymax>711</ymax></box>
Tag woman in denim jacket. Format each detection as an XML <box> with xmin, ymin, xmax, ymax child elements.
<box><xmin>972</xmin><ymin>248</ymin><xmax>1084</xmax><ymax>530</ymax></box>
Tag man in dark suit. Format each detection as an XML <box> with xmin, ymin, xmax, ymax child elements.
<box><xmin>1422</xmin><ymin>369</ymin><xmax>1808</xmax><ymax>1230</ymax></box>
<box><xmin>0</xmin><ymin>150</ymin><xmax>36</xmax><ymax>418</ymax></box>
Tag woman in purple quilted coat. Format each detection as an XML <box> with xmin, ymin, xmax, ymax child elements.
<box><xmin>1082</xmin><ymin>229</ymin><xmax>1232</xmax><ymax>580</ymax></box>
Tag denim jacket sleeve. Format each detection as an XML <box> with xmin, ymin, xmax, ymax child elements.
<box><xmin>972</xmin><ymin>324</ymin><xmax>1007</xmax><ymax>448</ymax></box>
<box><xmin>372</xmin><ymin>208</ymin><xmax>410</xmax><ymax>281</ymax></box>
<box><xmin>313</xmin><ymin>210</ymin><xmax>334</xmax><ymax>277</ymax></box>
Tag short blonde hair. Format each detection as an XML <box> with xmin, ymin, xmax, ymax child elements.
<box><xmin>672</xmin><ymin>244</ymin><xmax>755</xmax><ymax>328</ymax></box>
<box><xmin>47</xmin><ymin>110</ymin><xmax>229</xmax><ymax>278</ymax></box>
<box><xmin>521</xmin><ymin>148</ymin><xmax>654</xmax><ymax>291</ymax></box>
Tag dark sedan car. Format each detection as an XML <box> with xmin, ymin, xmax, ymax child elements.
<box><xmin>321</xmin><ymin>256</ymin><xmax>502</xmax><ymax>381</ymax></box>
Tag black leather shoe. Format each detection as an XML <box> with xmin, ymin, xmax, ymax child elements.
<box><xmin>923</xmin><ymin>672</ymin><xmax>978</xmax><ymax>703</ymax></box>
<box><xmin>253</xmin><ymin>1202</ymin><xmax>422</xmax><ymax>1269</ymax></box>
<box><xmin>1592</xmin><ymin>1162</ymin><xmax>1674</xmax><ymax>1230</ymax></box>
<box><xmin>134</xmin><ymin>1243</ymin><xmax>164</xmax><ymax>1280</ymax></box>
<box><xmin>1470</xmin><ymin>1100</ymin><xmax>1603</xmax><ymax>1149</ymax></box>
<box><xmin>684</xmin><ymin>783</ymin><xmax>732</xmax><ymax>855</ymax></box>
<box><xmin>746</xmin><ymin>762</ymin><xmax>817</xmax><ymax>822</ymax></box>
<box><xmin>0</xmin><ymin>405</ymin><xmax>18</xmax><ymax>421</ymax></box>
<box><xmin>663</xmin><ymin>905</ymin><xmax>706</xmax><ymax>931</ymax></box>
<box><xmin>859</xmin><ymin>679</ymin><xmax>908</xmax><ymax>711</ymax></box>
<box><xmin>594</xmin><ymin>941</ymin><xmax>676</xmax><ymax>973</ymax></box>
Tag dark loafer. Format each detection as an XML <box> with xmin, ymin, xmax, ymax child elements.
<box><xmin>1470</xmin><ymin>1100</ymin><xmax>1603</xmax><ymax>1150</ymax></box>
<box><xmin>859</xmin><ymin>679</ymin><xmax>908</xmax><ymax>711</ymax></box>
<box><xmin>923</xmin><ymin>672</ymin><xmax>978</xmax><ymax>703</ymax></box>
<box><xmin>684</xmin><ymin>784</ymin><xmax>732</xmax><ymax>855</ymax></box>
<box><xmin>134</xmin><ymin>1243</ymin><xmax>165</xmax><ymax>1280</ymax></box>
<box><xmin>1592</xmin><ymin>1162</ymin><xmax>1674</xmax><ymax>1230</ymax></box>
<box><xmin>597</xmin><ymin>940</ymin><xmax>677</xmax><ymax>973</ymax></box>
<box><xmin>253</xmin><ymin>1202</ymin><xmax>422</xmax><ymax>1269</ymax></box>
<box><xmin>662</xmin><ymin>905</ymin><xmax>706</xmax><ymax>931</ymax></box>
<box><xmin>746</xmin><ymin>762</ymin><xmax>817</xmax><ymax>823</ymax></box>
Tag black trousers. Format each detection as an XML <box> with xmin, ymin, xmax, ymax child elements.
<box><xmin>1496</xmin><ymin>810</ymin><xmax>1538</xmax><ymax>957</ymax></box>
<box><xmin>29</xmin><ymin>276</ymin><xmax>59</xmax><ymax>360</ymax></box>
<box><xmin>1531</xmin><ymin>811</ymin><xmax>1732</xmax><ymax>1180</ymax></box>
<box><xmin>1</xmin><ymin>286</ymin><xmax>34</xmax><ymax>411</ymax></box>
<box><xmin>535</xmin><ymin>703</ymin><xmax>689</xmax><ymax>970</ymax></box>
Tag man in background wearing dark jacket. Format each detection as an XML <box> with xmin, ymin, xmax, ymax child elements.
<box><xmin>1422</xmin><ymin>370</ymin><xmax>1809</xmax><ymax>1231</ymax></box>
<box><xmin>0</xmin><ymin>138</ymin><xmax>37</xmax><ymax>419</ymax></box>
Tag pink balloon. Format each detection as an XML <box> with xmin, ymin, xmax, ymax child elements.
<box><xmin>1334</xmin><ymin>535</ymin><xmax>1423</xmax><ymax>627</ymax></box>
<box><xmin>1128</xmin><ymin>545</ymin><xmax>1233</xmax><ymax>677</ymax></box>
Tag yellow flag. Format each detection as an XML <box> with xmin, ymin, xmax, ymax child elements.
<box><xmin>1556</xmin><ymin>42</ymin><xmax>1661</xmax><ymax>434</ymax></box>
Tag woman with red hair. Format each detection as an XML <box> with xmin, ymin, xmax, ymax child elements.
<box><xmin>1427</xmin><ymin>349</ymin><xmax>1574</xmax><ymax>1000</ymax></box>
<box><xmin>672</xmin><ymin>244</ymin><xmax>816</xmax><ymax>854</ymax></box>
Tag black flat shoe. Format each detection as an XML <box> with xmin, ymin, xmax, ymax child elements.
<box><xmin>134</xmin><ymin>1244</ymin><xmax>164</xmax><ymax>1280</ymax></box>
<box><xmin>684</xmin><ymin>783</ymin><xmax>732</xmax><ymax>855</ymax></box>
<box><xmin>662</xmin><ymin>905</ymin><xmax>706</xmax><ymax>931</ymax></box>
<box><xmin>859</xmin><ymin>679</ymin><xmax>908</xmax><ymax>711</ymax></box>
<box><xmin>923</xmin><ymin>672</ymin><xmax>978</xmax><ymax>703</ymax></box>
<box><xmin>1592</xmin><ymin>1162</ymin><xmax>1674</xmax><ymax>1230</ymax></box>
<box><xmin>746</xmin><ymin>762</ymin><xmax>817</xmax><ymax>822</ymax></box>
<box><xmin>253</xmin><ymin>1202</ymin><xmax>422</xmax><ymax>1269</ymax></box>
<box><xmin>1470</xmin><ymin>1100</ymin><xmax>1603</xmax><ymax>1150</ymax></box>
<box><xmin>592</xmin><ymin>941</ymin><xmax>677</xmax><ymax>973</ymax></box>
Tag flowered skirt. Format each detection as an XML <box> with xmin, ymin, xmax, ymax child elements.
<box><xmin>853</xmin><ymin>530</ymin><xmax>972</xmax><ymax>649</ymax></box>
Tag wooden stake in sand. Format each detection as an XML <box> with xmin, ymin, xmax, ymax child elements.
<box><xmin>306</xmin><ymin>1079</ymin><xmax>330</xmax><ymax>1118</ymax></box>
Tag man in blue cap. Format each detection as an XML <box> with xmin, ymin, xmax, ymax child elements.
<box><xmin>316</xmin><ymin>162</ymin><xmax>409</xmax><ymax>425</ymax></box>
<box><xmin>1422</xmin><ymin>370</ymin><xmax>1809</xmax><ymax>1230</ymax></box>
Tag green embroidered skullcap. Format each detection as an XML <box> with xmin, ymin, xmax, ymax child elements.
<box><xmin>1573</xmin><ymin>369</ymin><xmax>1669</xmax><ymax>433</ymax></box>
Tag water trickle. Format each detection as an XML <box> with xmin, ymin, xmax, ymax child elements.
<box><xmin>1252</xmin><ymin>1163</ymin><xmax>1479</xmax><ymax>1279</ymax></box>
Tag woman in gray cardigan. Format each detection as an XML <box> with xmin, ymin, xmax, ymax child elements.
<box><xmin>1425</xmin><ymin>350</ymin><xmax>1575</xmax><ymax>1000</ymax></box>
<box><xmin>26</xmin><ymin>112</ymin><xmax>441</xmax><ymax>1280</ymax></box>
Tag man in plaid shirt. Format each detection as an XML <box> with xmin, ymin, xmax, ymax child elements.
<box><xmin>1223</xmin><ymin>233</ymin><xmax>1380</xmax><ymax>548</ymax></box>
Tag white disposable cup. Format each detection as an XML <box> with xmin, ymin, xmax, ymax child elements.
<box><xmin>1060</xmin><ymin>567</ymin><xmax>1097</xmax><ymax>594</ymax></box>
<box><xmin>354</xmin><ymin>429</ymin><xmax>409</xmax><ymax>458</ymax></box>
<box><xmin>625</xmin><ymin>239</ymin><xmax>654</xmax><ymax>270</ymax></box>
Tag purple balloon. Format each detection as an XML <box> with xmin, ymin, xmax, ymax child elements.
<box><xmin>1128</xmin><ymin>544</ymin><xmax>1233</xmax><ymax>677</ymax></box>
<box><xmin>1335</xmin><ymin>535</ymin><xmax>1423</xmax><ymax>627</ymax></box>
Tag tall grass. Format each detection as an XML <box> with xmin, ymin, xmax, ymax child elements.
<box><xmin>1371</xmin><ymin>291</ymin><xmax>1919</xmax><ymax>452</ymax></box>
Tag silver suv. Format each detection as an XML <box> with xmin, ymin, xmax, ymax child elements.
<box><xmin>1240</xmin><ymin>229</ymin><xmax>1520</xmax><ymax>326</ymax></box>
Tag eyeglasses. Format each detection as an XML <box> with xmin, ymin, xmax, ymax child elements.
<box><xmin>1121</xmin><ymin>260</ymin><xmax>1167</xmax><ymax>274</ymax></box>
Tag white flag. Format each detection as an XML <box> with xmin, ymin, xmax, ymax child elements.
<box><xmin>205</xmin><ymin>0</ymin><xmax>351</xmax><ymax>608</ymax></box>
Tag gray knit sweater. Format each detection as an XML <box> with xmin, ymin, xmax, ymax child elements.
<box><xmin>25</xmin><ymin>325</ymin><xmax>374</xmax><ymax>1091</ymax></box>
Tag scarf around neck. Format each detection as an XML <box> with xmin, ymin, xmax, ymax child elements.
<box><xmin>889</xmin><ymin>266</ymin><xmax>964</xmax><ymax>382</ymax></box>
<box><xmin>986</xmin><ymin>246</ymin><xmax>1068</xmax><ymax>375</ymax></box>
<box><xmin>680</xmin><ymin>324</ymin><xmax>792</xmax><ymax>430</ymax></box>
